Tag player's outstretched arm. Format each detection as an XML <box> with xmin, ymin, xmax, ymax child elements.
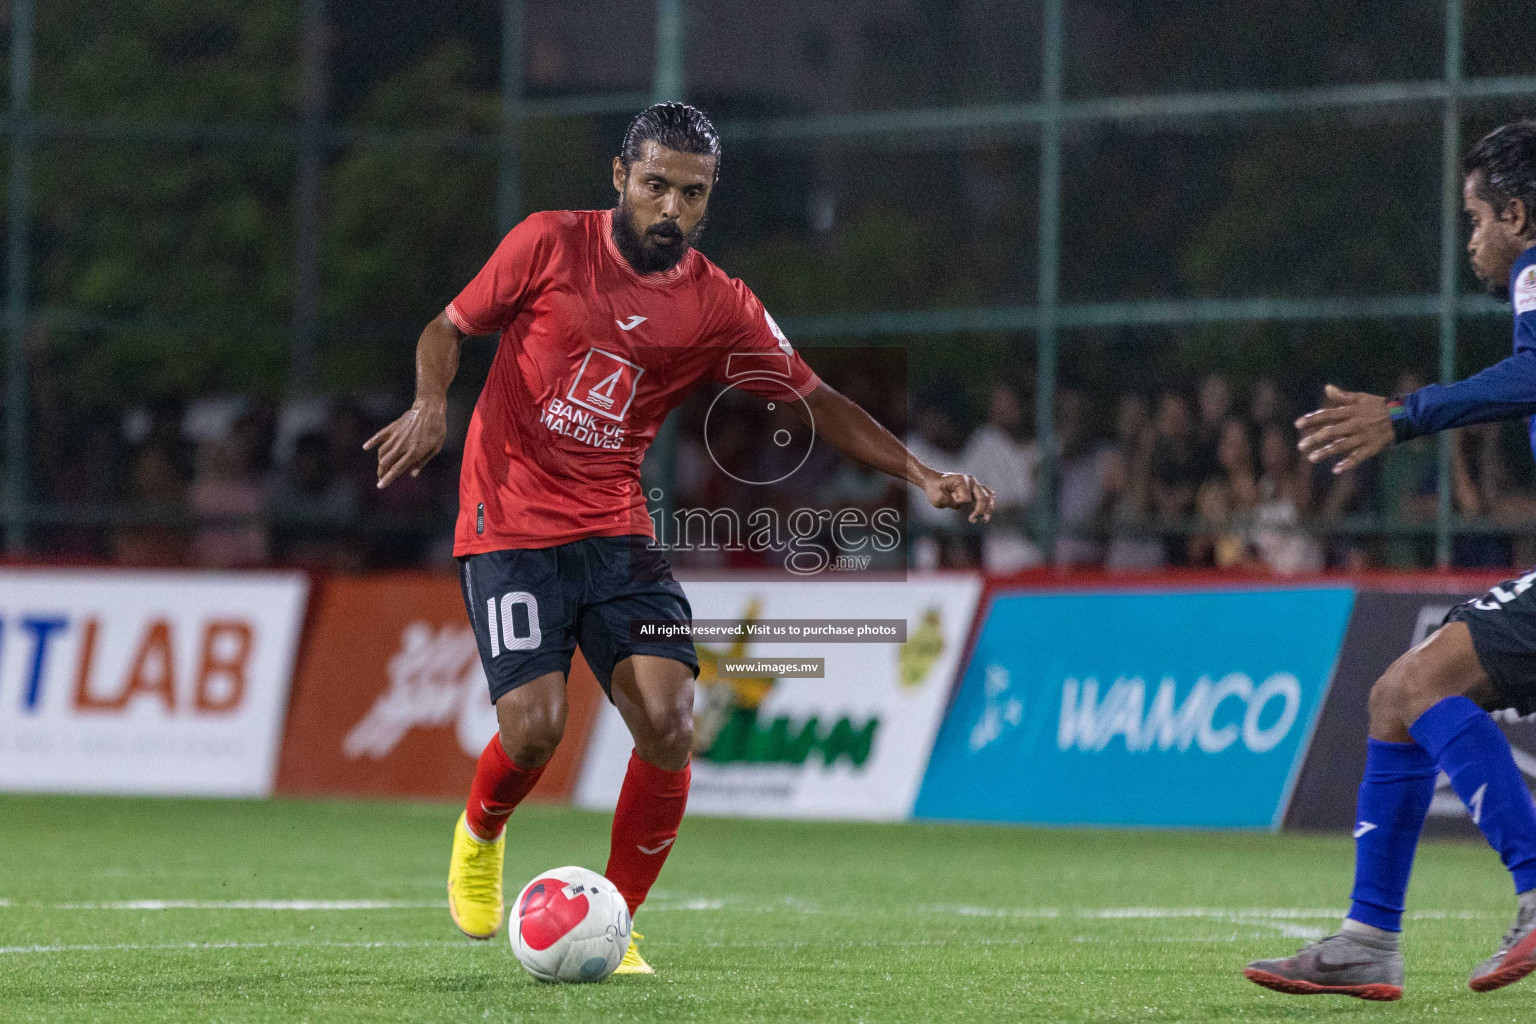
<box><xmin>1295</xmin><ymin>385</ymin><xmax>1394</xmax><ymax>475</ymax></box>
<box><xmin>795</xmin><ymin>383</ymin><xmax>995</xmax><ymax>524</ymax></box>
<box><xmin>365</xmin><ymin>311</ymin><xmax>464</xmax><ymax>489</ymax></box>
<box><xmin>1301</xmin><ymin>348</ymin><xmax>1536</xmax><ymax>473</ymax></box>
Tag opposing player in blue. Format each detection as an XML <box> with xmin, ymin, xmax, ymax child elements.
<box><xmin>1245</xmin><ymin>120</ymin><xmax>1536</xmax><ymax>1001</ymax></box>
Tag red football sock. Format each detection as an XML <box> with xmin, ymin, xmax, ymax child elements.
<box><xmin>464</xmin><ymin>736</ymin><xmax>544</xmax><ymax>842</ymax></box>
<box><xmin>605</xmin><ymin>751</ymin><xmax>691</xmax><ymax>917</ymax></box>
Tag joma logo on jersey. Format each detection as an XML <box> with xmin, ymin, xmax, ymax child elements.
<box><xmin>566</xmin><ymin>348</ymin><xmax>643</xmax><ymax>422</ymax></box>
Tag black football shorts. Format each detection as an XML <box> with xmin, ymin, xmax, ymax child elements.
<box><xmin>1443</xmin><ymin>566</ymin><xmax>1536</xmax><ymax>717</ymax></box>
<box><xmin>458</xmin><ymin>534</ymin><xmax>700</xmax><ymax>704</ymax></box>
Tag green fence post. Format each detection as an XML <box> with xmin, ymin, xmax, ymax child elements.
<box><xmin>653</xmin><ymin>0</ymin><xmax>685</xmax><ymax>104</ymax></box>
<box><xmin>5</xmin><ymin>0</ymin><xmax>35</xmax><ymax>551</ymax></box>
<box><xmin>497</xmin><ymin>0</ymin><xmax>525</xmax><ymax>236</ymax></box>
<box><xmin>647</xmin><ymin>0</ymin><xmax>686</xmax><ymax>533</ymax></box>
<box><xmin>290</xmin><ymin>0</ymin><xmax>327</xmax><ymax>395</ymax></box>
<box><xmin>1034</xmin><ymin>0</ymin><xmax>1064</xmax><ymax>561</ymax></box>
<box><xmin>1435</xmin><ymin>0</ymin><xmax>1463</xmax><ymax>568</ymax></box>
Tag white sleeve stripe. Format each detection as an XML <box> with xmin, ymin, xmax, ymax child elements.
<box><xmin>444</xmin><ymin>302</ymin><xmax>485</xmax><ymax>336</ymax></box>
<box><xmin>721</xmin><ymin>351</ymin><xmax>792</xmax><ymax>380</ymax></box>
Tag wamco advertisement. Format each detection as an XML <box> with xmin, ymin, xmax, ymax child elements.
<box><xmin>915</xmin><ymin>586</ymin><xmax>1356</xmax><ymax>829</ymax></box>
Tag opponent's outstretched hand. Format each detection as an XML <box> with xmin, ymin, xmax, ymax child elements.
<box><xmin>925</xmin><ymin>472</ymin><xmax>996</xmax><ymax>523</ymax></box>
<box><xmin>1295</xmin><ymin>384</ymin><xmax>1394</xmax><ymax>474</ymax></box>
<box><xmin>364</xmin><ymin>400</ymin><xmax>447</xmax><ymax>489</ymax></box>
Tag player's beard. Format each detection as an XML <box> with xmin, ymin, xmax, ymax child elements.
<box><xmin>1476</xmin><ymin>267</ymin><xmax>1511</xmax><ymax>301</ymax></box>
<box><xmin>612</xmin><ymin>197</ymin><xmax>706</xmax><ymax>275</ymax></box>
<box><xmin>1473</xmin><ymin>255</ymin><xmax>1512</xmax><ymax>300</ymax></box>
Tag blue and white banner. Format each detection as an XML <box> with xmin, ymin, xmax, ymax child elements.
<box><xmin>914</xmin><ymin>587</ymin><xmax>1356</xmax><ymax>830</ymax></box>
<box><xmin>0</xmin><ymin>568</ymin><xmax>309</xmax><ymax>797</ymax></box>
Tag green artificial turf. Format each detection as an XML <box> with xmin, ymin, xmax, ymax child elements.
<box><xmin>0</xmin><ymin>795</ymin><xmax>1531</xmax><ymax>1022</ymax></box>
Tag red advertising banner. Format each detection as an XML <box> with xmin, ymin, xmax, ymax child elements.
<box><xmin>275</xmin><ymin>574</ymin><xmax>600</xmax><ymax>801</ymax></box>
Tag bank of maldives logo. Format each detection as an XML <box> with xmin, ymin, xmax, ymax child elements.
<box><xmin>567</xmin><ymin>348</ymin><xmax>644</xmax><ymax>421</ymax></box>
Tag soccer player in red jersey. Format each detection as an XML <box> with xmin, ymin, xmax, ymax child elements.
<box><xmin>366</xmin><ymin>103</ymin><xmax>996</xmax><ymax>973</ymax></box>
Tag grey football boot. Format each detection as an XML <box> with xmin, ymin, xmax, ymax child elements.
<box><xmin>1244</xmin><ymin>931</ymin><xmax>1404</xmax><ymax>1001</ymax></box>
<box><xmin>1469</xmin><ymin>902</ymin><xmax>1536</xmax><ymax>993</ymax></box>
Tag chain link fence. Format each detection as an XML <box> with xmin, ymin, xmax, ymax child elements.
<box><xmin>3</xmin><ymin>0</ymin><xmax>1534</xmax><ymax>572</ymax></box>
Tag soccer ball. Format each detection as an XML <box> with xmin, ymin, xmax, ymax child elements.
<box><xmin>509</xmin><ymin>866</ymin><xmax>631</xmax><ymax>983</ymax></box>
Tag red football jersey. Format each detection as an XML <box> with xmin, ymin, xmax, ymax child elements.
<box><xmin>445</xmin><ymin>209</ymin><xmax>822</xmax><ymax>555</ymax></box>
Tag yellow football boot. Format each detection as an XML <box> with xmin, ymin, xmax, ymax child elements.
<box><xmin>447</xmin><ymin>811</ymin><xmax>504</xmax><ymax>940</ymax></box>
<box><xmin>614</xmin><ymin>929</ymin><xmax>654</xmax><ymax>975</ymax></box>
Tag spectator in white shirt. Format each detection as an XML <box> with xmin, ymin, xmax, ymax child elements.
<box><xmin>961</xmin><ymin>384</ymin><xmax>1041</xmax><ymax>572</ymax></box>
<box><xmin>905</xmin><ymin>404</ymin><xmax>966</xmax><ymax>568</ymax></box>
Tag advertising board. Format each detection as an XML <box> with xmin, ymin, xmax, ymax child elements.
<box><xmin>914</xmin><ymin>586</ymin><xmax>1356</xmax><ymax>829</ymax></box>
<box><xmin>274</xmin><ymin>574</ymin><xmax>600</xmax><ymax>802</ymax></box>
<box><xmin>1283</xmin><ymin>585</ymin><xmax>1536</xmax><ymax>833</ymax></box>
<box><xmin>575</xmin><ymin>576</ymin><xmax>983</xmax><ymax>820</ymax></box>
<box><xmin>0</xmin><ymin>568</ymin><xmax>308</xmax><ymax>796</ymax></box>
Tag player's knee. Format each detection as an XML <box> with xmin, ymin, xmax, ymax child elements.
<box><xmin>1372</xmin><ymin>646</ymin><xmax>1457</xmax><ymax>730</ymax></box>
<box><xmin>1369</xmin><ymin>661</ymin><xmax>1410</xmax><ymax>722</ymax></box>
<box><xmin>498</xmin><ymin>699</ymin><xmax>566</xmax><ymax>769</ymax></box>
<box><xmin>500</xmin><ymin>721</ymin><xmax>564</xmax><ymax>769</ymax></box>
<box><xmin>637</xmin><ymin>705</ymin><xmax>694</xmax><ymax>767</ymax></box>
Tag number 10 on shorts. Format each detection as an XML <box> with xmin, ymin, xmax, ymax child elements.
<box><xmin>488</xmin><ymin>592</ymin><xmax>541</xmax><ymax>655</ymax></box>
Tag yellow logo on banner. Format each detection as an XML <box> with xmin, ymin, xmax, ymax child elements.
<box><xmin>690</xmin><ymin>596</ymin><xmax>879</xmax><ymax>768</ymax></box>
<box><xmin>693</xmin><ymin>597</ymin><xmax>778</xmax><ymax>753</ymax></box>
<box><xmin>898</xmin><ymin>607</ymin><xmax>945</xmax><ymax>689</ymax></box>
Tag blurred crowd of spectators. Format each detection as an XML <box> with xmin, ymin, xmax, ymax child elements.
<box><xmin>23</xmin><ymin>369</ymin><xmax>1536</xmax><ymax>574</ymax></box>
<box><xmin>31</xmin><ymin>392</ymin><xmax>462</xmax><ymax>571</ymax></box>
<box><xmin>904</xmin><ymin>372</ymin><xmax>1536</xmax><ymax>574</ymax></box>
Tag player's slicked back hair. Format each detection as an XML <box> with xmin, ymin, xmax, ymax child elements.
<box><xmin>1465</xmin><ymin>119</ymin><xmax>1536</xmax><ymax>228</ymax></box>
<box><xmin>619</xmin><ymin>102</ymin><xmax>721</xmax><ymax>182</ymax></box>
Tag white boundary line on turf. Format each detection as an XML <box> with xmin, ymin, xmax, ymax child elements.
<box><xmin>0</xmin><ymin>898</ymin><xmax>1504</xmax><ymax>925</ymax></box>
<box><xmin>1</xmin><ymin>897</ymin><xmax>711</xmax><ymax>912</ymax></box>
<box><xmin>0</xmin><ymin>939</ymin><xmax>463</xmax><ymax>956</ymax></box>
<box><xmin>1</xmin><ymin>904</ymin><xmax>1508</xmax><ymax>957</ymax></box>
<box><xmin>918</xmin><ymin>905</ymin><xmax>1499</xmax><ymax>921</ymax></box>
<box><xmin>46</xmin><ymin>899</ymin><xmax>444</xmax><ymax>911</ymax></box>
<box><xmin>649</xmin><ymin>898</ymin><xmax>726</xmax><ymax>911</ymax></box>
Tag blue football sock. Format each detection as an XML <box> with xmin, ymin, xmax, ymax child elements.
<box><xmin>1410</xmin><ymin>696</ymin><xmax>1536</xmax><ymax>895</ymax></box>
<box><xmin>1346</xmin><ymin>738</ymin><xmax>1438</xmax><ymax>932</ymax></box>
